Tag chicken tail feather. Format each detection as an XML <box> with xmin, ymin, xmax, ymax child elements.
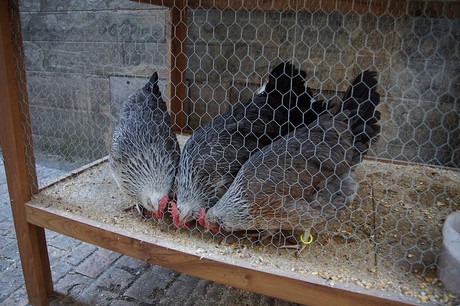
<box><xmin>143</xmin><ymin>71</ymin><xmax>160</xmax><ymax>95</ymax></box>
<box><xmin>264</xmin><ymin>62</ymin><xmax>323</xmax><ymax>128</ymax></box>
<box><xmin>341</xmin><ymin>71</ymin><xmax>381</xmax><ymax>154</ymax></box>
<box><xmin>264</xmin><ymin>62</ymin><xmax>313</xmax><ymax>104</ymax></box>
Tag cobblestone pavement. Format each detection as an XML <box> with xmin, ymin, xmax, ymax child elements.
<box><xmin>0</xmin><ymin>152</ymin><xmax>297</xmax><ymax>306</ymax></box>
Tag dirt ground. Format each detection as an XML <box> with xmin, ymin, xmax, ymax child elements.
<box><xmin>33</xmin><ymin>157</ymin><xmax>460</xmax><ymax>304</ymax></box>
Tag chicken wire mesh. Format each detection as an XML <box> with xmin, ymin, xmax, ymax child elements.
<box><xmin>8</xmin><ymin>0</ymin><xmax>460</xmax><ymax>303</ymax></box>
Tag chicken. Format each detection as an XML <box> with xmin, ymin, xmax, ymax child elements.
<box><xmin>201</xmin><ymin>71</ymin><xmax>381</xmax><ymax>253</ymax></box>
<box><xmin>170</xmin><ymin>62</ymin><xmax>326</xmax><ymax>228</ymax></box>
<box><xmin>109</xmin><ymin>72</ymin><xmax>180</xmax><ymax>219</ymax></box>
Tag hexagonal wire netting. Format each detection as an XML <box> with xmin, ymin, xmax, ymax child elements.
<box><xmin>11</xmin><ymin>0</ymin><xmax>460</xmax><ymax>304</ymax></box>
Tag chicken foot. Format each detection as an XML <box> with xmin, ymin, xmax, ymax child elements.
<box><xmin>281</xmin><ymin>229</ymin><xmax>313</xmax><ymax>256</ymax></box>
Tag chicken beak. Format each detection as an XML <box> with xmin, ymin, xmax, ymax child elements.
<box><xmin>208</xmin><ymin>223</ymin><xmax>220</xmax><ymax>233</ymax></box>
<box><xmin>148</xmin><ymin>196</ymin><xmax>167</xmax><ymax>219</ymax></box>
<box><xmin>197</xmin><ymin>208</ymin><xmax>220</xmax><ymax>233</ymax></box>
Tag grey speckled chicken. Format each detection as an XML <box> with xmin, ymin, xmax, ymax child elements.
<box><xmin>109</xmin><ymin>72</ymin><xmax>180</xmax><ymax>219</ymax></box>
<box><xmin>170</xmin><ymin>62</ymin><xmax>327</xmax><ymax>228</ymax></box>
<box><xmin>201</xmin><ymin>71</ymin><xmax>381</xmax><ymax>253</ymax></box>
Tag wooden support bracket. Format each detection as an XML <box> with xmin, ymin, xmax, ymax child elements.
<box><xmin>167</xmin><ymin>0</ymin><xmax>188</xmax><ymax>132</ymax></box>
<box><xmin>0</xmin><ymin>1</ymin><xmax>52</xmax><ymax>305</ymax></box>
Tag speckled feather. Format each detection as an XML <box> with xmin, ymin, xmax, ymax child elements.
<box><xmin>173</xmin><ymin>62</ymin><xmax>327</xmax><ymax>225</ymax></box>
<box><xmin>205</xmin><ymin>71</ymin><xmax>381</xmax><ymax>235</ymax></box>
<box><xmin>109</xmin><ymin>72</ymin><xmax>180</xmax><ymax>214</ymax></box>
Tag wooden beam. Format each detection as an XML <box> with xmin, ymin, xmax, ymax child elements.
<box><xmin>167</xmin><ymin>0</ymin><xmax>188</xmax><ymax>132</ymax></box>
<box><xmin>25</xmin><ymin>202</ymin><xmax>413</xmax><ymax>306</ymax></box>
<box><xmin>0</xmin><ymin>1</ymin><xmax>52</xmax><ymax>305</ymax></box>
<box><xmin>135</xmin><ymin>0</ymin><xmax>460</xmax><ymax>18</ymax></box>
<box><xmin>135</xmin><ymin>0</ymin><xmax>176</xmax><ymax>7</ymax></box>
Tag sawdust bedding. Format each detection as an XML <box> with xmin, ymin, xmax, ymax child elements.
<box><xmin>32</xmin><ymin>139</ymin><xmax>460</xmax><ymax>304</ymax></box>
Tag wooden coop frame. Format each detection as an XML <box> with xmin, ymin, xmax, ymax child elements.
<box><xmin>1</xmin><ymin>1</ymin><xmax>459</xmax><ymax>305</ymax></box>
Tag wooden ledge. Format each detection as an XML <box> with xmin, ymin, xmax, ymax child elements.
<box><xmin>135</xmin><ymin>0</ymin><xmax>460</xmax><ymax>18</ymax></box>
<box><xmin>25</xmin><ymin>201</ymin><xmax>411</xmax><ymax>306</ymax></box>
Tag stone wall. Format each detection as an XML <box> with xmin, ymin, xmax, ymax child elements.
<box><xmin>19</xmin><ymin>0</ymin><xmax>167</xmax><ymax>169</ymax></box>
<box><xmin>19</xmin><ymin>1</ymin><xmax>459</xmax><ymax>168</ymax></box>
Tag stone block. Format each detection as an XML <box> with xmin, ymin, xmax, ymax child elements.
<box><xmin>0</xmin><ymin>242</ymin><xmax>20</xmax><ymax>261</ymax></box>
<box><xmin>45</xmin><ymin>229</ymin><xmax>60</xmax><ymax>240</ymax></box>
<box><xmin>25</xmin><ymin>73</ymin><xmax>91</xmax><ymax>110</ymax></box>
<box><xmin>35</xmin><ymin>164</ymin><xmax>67</xmax><ymax>188</ymax></box>
<box><xmin>221</xmin><ymin>289</ymin><xmax>262</xmax><ymax>306</ymax></box>
<box><xmin>54</xmin><ymin>273</ymin><xmax>92</xmax><ymax>296</ymax></box>
<box><xmin>0</xmin><ymin>184</ymin><xmax>9</xmax><ymax>199</ymax></box>
<box><xmin>49</xmin><ymin>259</ymin><xmax>73</xmax><ymax>282</ymax></box>
<box><xmin>123</xmin><ymin>266</ymin><xmax>177</xmax><ymax>304</ymax></box>
<box><xmin>0</xmin><ymin>243</ymin><xmax>15</xmax><ymax>273</ymax></box>
<box><xmin>0</xmin><ymin>269</ymin><xmax>25</xmax><ymax>299</ymax></box>
<box><xmin>110</xmin><ymin>300</ymin><xmax>139</xmax><ymax>306</ymax></box>
<box><xmin>48</xmin><ymin>233</ymin><xmax>81</xmax><ymax>250</ymax></box>
<box><xmin>20</xmin><ymin>0</ymin><xmax>160</xmax><ymax>11</ymax></box>
<box><xmin>77</xmin><ymin>288</ymin><xmax>119</xmax><ymax>306</ymax></box>
<box><xmin>202</xmin><ymin>282</ymin><xmax>225</xmax><ymax>302</ymax></box>
<box><xmin>187</xmin><ymin>81</ymin><xmax>230</xmax><ymax>128</ymax></box>
<box><xmin>21</xmin><ymin>10</ymin><xmax>166</xmax><ymax>43</ymax></box>
<box><xmin>47</xmin><ymin>245</ymin><xmax>70</xmax><ymax>259</ymax></box>
<box><xmin>114</xmin><ymin>255</ymin><xmax>151</xmax><ymax>274</ymax></box>
<box><xmin>188</xmin><ymin>279</ymin><xmax>212</xmax><ymax>299</ymax></box>
<box><xmin>29</xmin><ymin>106</ymin><xmax>92</xmax><ymax>142</ymax></box>
<box><xmin>24</xmin><ymin>40</ymin><xmax>166</xmax><ymax>76</ymax></box>
<box><xmin>64</xmin><ymin>242</ymin><xmax>97</xmax><ymax>266</ymax></box>
<box><xmin>27</xmin><ymin>71</ymin><xmax>113</xmax><ymax>162</ymax></box>
<box><xmin>94</xmin><ymin>266</ymin><xmax>137</xmax><ymax>292</ymax></box>
<box><xmin>32</xmin><ymin>134</ymin><xmax>107</xmax><ymax>168</ymax></box>
<box><xmin>0</xmin><ymin>285</ymin><xmax>29</xmax><ymax>306</ymax></box>
<box><xmin>161</xmin><ymin>273</ymin><xmax>197</xmax><ymax>301</ymax></box>
<box><xmin>118</xmin><ymin>43</ymin><xmax>167</xmax><ymax>74</ymax></box>
<box><xmin>74</xmin><ymin>248</ymin><xmax>121</xmax><ymax>278</ymax></box>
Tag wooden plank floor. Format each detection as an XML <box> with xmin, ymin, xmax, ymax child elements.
<box><xmin>23</xmin><ymin>155</ymin><xmax>415</xmax><ymax>306</ymax></box>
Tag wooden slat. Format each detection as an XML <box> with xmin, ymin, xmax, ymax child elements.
<box><xmin>186</xmin><ymin>0</ymin><xmax>380</xmax><ymax>14</ymax></box>
<box><xmin>167</xmin><ymin>0</ymin><xmax>188</xmax><ymax>132</ymax></box>
<box><xmin>25</xmin><ymin>202</ymin><xmax>413</xmax><ymax>306</ymax></box>
<box><xmin>0</xmin><ymin>1</ymin><xmax>52</xmax><ymax>305</ymax></box>
<box><xmin>135</xmin><ymin>0</ymin><xmax>460</xmax><ymax>18</ymax></box>
<box><xmin>135</xmin><ymin>0</ymin><xmax>176</xmax><ymax>7</ymax></box>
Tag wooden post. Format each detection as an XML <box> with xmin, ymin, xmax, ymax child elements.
<box><xmin>0</xmin><ymin>1</ymin><xmax>52</xmax><ymax>305</ymax></box>
<box><xmin>167</xmin><ymin>0</ymin><xmax>188</xmax><ymax>132</ymax></box>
